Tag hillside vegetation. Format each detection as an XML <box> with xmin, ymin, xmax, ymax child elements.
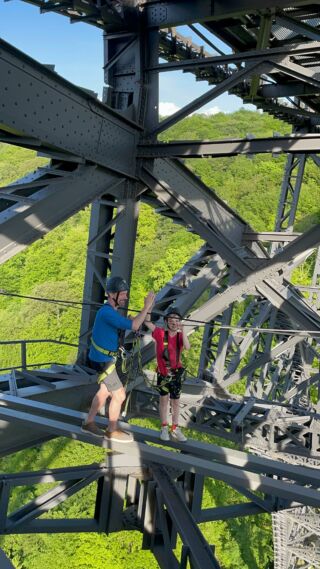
<box><xmin>0</xmin><ymin>110</ymin><xmax>319</xmax><ymax>568</ymax></box>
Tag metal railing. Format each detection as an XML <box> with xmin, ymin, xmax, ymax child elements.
<box><xmin>0</xmin><ymin>339</ymin><xmax>78</xmax><ymax>373</ymax></box>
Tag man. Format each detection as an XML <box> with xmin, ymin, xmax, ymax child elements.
<box><xmin>145</xmin><ymin>307</ymin><xmax>190</xmax><ymax>442</ymax></box>
<box><xmin>82</xmin><ymin>276</ymin><xmax>155</xmax><ymax>443</ymax></box>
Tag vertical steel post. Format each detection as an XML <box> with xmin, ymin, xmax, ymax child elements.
<box><xmin>77</xmin><ymin>197</ymin><xmax>119</xmax><ymax>360</ymax></box>
<box><xmin>78</xmin><ymin>24</ymin><xmax>149</xmax><ymax>359</ymax></box>
<box><xmin>273</xmin><ymin>153</ymin><xmax>306</xmax><ymax>235</ymax></box>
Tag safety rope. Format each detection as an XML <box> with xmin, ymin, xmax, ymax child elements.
<box><xmin>1</xmin><ymin>288</ymin><xmax>319</xmax><ymax>337</ymax></box>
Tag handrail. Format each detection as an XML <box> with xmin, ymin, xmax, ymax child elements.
<box><xmin>0</xmin><ymin>339</ymin><xmax>78</xmax><ymax>372</ymax></box>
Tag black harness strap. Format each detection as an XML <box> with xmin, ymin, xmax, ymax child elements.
<box><xmin>163</xmin><ymin>330</ymin><xmax>181</xmax><ymax>370</ymax></box>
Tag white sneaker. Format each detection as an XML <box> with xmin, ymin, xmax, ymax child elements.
<box><xmin>170</xmin><ymin>427</ymin><xmax>187</xmax><ymax>442</ymax></box>
<box><xmin>160</xmin><ymin>426</ymin><xmax>170</xmax><ymax>441</ymax></box>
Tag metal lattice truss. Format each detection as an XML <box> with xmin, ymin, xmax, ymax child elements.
<box><xmin>1</xmin><ymin>1</ymin><xmax>320</xmax><ymax>568</ymax></box>
<box><xmin>273</xmin><ymin>505</ymin><xmax>320</xmax><ymax>568</ymax></box>
<box><xmin>0</xmin><ymin>395</ymin><xmax>319</xmax><ymax>569</ymax></box>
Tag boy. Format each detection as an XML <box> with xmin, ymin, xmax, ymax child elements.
<box><xmin>145</xmin><ymin>307</ymin><xmax>190</xmax><ymax>442</ymax></box>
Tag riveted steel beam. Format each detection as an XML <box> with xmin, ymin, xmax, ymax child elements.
<box><xmin>0</xmin><ymin>165</ymin><xmax>123</xmax><ymax>265</ymax></box>
<box><xmin>153</xmin><ymin>466</ymin><xmax>221</xmax><ymax>569</ymax></box>
<box><xmin>145</xmin><ymin>0</ymin><xmax>316</xmax><ymax>28</ymax></box>
<box><xmin>148</xmin><ymin>41</ymin><xmax>320</xmax><ymax>72</ymax></box>
<box><xmin>138</xmin><ymin>134</ymin><xmax>320</xmax><ymax>159</ymax></box>
<box><xmin>0</xmin><ymin>39</ymin><xmax>140</xmax><ymax>177</ymax></box>
<box><xmin>260</xmin><ymin>82</ymin><xmax>320</xmax><ymax>98</ymax></box>
<box><xmin>150</xmin><ymin>159</ymin><xmax>250</xmax><ymax>246</ymax></box>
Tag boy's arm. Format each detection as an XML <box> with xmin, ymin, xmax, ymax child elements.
<box><xmin>179</xmin><ymin>323</ymin><xmax>190</xmax><ymax>350</ymax></box>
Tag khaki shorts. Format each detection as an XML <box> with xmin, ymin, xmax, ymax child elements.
<box><xmin>88</xmin><ymin>359</ymin><xmax>123</xmax><ymax>392</ymax></box>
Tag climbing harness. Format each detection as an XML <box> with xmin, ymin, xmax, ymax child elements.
<box><xmin>91</xmin><ymin>338</ymin><xmax>118</xmax><ymax>358</ymax></box>
<box><xmin>90</xmin><ymin>338</ymin><xmax>127</xmax><ymax>384</ymax></box>
<box><xmin>162</xmin><ymin>329</ymin><xmax>182</xmax><ymax>371</ymax></box>
<box><xmin>123</xmin><ymin>332</ymin><xmax>187</xmax><ymax>395</ymax></box>
<box><xmin>97</xmin><ymin>362</ymin><xmax>116</xmax><ymax>384</ymax></box>
<box><xmin>157</xmin><ymin>367</ymin><xmax>186</xmax><ymax>396</ymax></box>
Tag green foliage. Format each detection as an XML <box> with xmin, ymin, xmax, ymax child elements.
<box><xmin>161</xmin><ymin>109</ymin><xmax>289</xmax><ymax>142</ymax></box>
<box><xmin>0</xmin><ymin>144</ymin><xmax>48</xmax><ymax>186</ymax></box>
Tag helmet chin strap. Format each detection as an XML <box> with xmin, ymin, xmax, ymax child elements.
<box><xmin>107</xmin><ymin>292</ymin><xmax>120</xmax><ymax>307</ymax></box>
<box><xmin>114</xmin><ymin>291</ymin><xmax>128</xmax><ymax>308</ymax></box>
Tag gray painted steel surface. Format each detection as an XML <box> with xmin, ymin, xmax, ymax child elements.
<box><xmin>0</xmin><ymin>39</ymin><xmax>139</xmax><ymax>175</ymax></box>
<box><xmin>0</xmin><ymin>166</ymin><xmax>122</xmax><ymax>264</ymax></box>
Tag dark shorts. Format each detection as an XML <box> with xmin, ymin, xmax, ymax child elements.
<box><xmin>157</xmin><ymin>368</ymin><xmax>185</xmax><ymax>399</ymax></box>
<box><xmin>88</xmin><ymin>358</ymin><xmax>125</xmax><ymax>392</ymax></box>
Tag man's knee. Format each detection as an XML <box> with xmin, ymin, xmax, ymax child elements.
<box><xmin>111</xmin><ymin>387</ymin><xmax>126</xmax><ymax>403</ymax></box>
<box><xmin>96</xmin><ymin>384</ymin><xmax>110</xmax><ymax>402</ymax></box>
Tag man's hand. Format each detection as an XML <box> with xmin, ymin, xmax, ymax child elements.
<box><xmin>131</xmin><ymin>292</ymin><xmax>155</xmax><ymax>331</ymax></box>
<box><xmin>144</xmin><ymin>291</ymin><xmax>155</xmax><ymax>310</ymax></box>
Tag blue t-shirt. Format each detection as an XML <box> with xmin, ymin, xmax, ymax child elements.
<box><xmin>88</xmin><ymin>303</ymin><xmax>133</xmax><ymax>363</ymax></box>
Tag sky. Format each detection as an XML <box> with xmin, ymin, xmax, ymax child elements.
<box><xmin>0</xmin><ymin>1</ymin><xmax>256</xmax><ymax>116</ymax></box>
